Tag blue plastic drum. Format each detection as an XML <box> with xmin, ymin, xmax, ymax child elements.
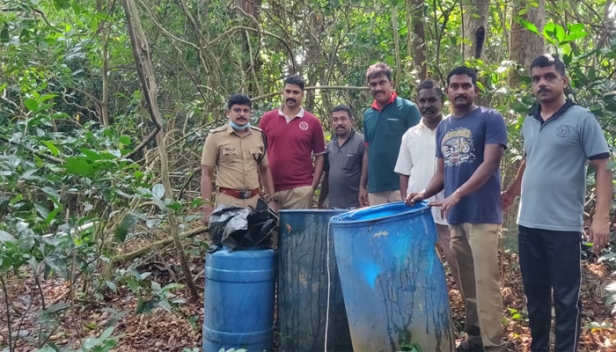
<box><xmin>203</xmin><ymin>248</ymin><xmax>276</xmax><ymax>352</ymax></box>
<box><xmin>278</xmin><ymin>209</ymin><xmax>353</xmax><ymax>352</ymax></box>
<box><xmin>330</xmin><ymin>202</ymin><xmax>454</xmax><ymax>352</ymax></box>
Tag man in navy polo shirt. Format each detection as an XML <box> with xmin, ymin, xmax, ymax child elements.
<box><xmin>359</xmin><ymin>62</ymin><xmax>421</xmax><ymax>206</ymax></box>
<box><xmin>409</xmin><ymin>66</ymin><xmax>508</xmax><ymax>352</ymax></box>
<box><xmin>502</xmin><ymin>54</ymin><xmax>612</xmax><ymax>352</ymax></box>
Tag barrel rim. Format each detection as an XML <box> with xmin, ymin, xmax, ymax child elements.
<box><xmin>279</xmin><ymin>209</ymin><xmax>348</xmax><ymax>215</ymax></box>
<box><xmin>329</xmin><ymin>201</ymin><xmax>430</xmax><ymax>225</ymax></box>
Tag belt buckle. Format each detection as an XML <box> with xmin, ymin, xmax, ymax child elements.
<box><xmin>241</xmin><ymin>190</ymin><xmax>251</xmax><ymax>199</ymax></box>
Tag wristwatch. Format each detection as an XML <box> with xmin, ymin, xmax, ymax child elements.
<box><xmin>268</xmin><ymin>196</ymin><xmax>280</xmax><ymax>203</ymax></box>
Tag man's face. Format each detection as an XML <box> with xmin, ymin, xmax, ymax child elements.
<box><xmin>446</xmin><ymin>74</ymin><xmax>477</xmax><ymax>110</ymax></box>
<box><xmin>417</xmin><ymin>88</ymin><xmax>443</xmax><ymax>121</ymax></box>
<box><xmin>228</xmin><ymin>104</ymin><xmax>251</xmax><ymax>126</ymax></box>
<box><xmin>331</xmin><ymin>110</ymin><xmax>353</xmax><ymax>136</ymax></box>
<box><xmin>282</xmin><ymin>84</ymin><xmax>304</xmax><ymax>109</ymax></box>
<box><xmin>531</xmin><ymin>65</ymin><xmax>567</xmax><ymax>104</ymax></box>
<box><xmin>368</xmin><ymin>74</ymin><xmax>393</xmax><ymax>104</ymax></box>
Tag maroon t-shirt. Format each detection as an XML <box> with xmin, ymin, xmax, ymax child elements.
<box><xmin>259</xmin><ymin>109</ymin><xmax>326</xmax><ymax>191</ymax></box>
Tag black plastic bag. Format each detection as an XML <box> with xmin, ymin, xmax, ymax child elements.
<box><xmin>209</xmin><ymin>198</ymin><xmax>278</xmax><ymax>251</ymax></box>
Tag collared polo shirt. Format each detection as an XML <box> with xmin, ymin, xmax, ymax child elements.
<box><xmin>201</xmin><ymin>124</ymin><xmax>268</xmax><ymax>190</ymax></box>
<box><xmin>363</xmin><ymin>94</ymin><xmax>421</xmax><ymax>193</ymax></box>
<box><xmin>324</xmin><ymin>130</ymin><xmax>364</xmax><ymax>209</ymax></box>
<box><xmin>259</xmin><ymin>107</ymin><xmax>326</xmax><ymax>191</ymax></box>
<box><xmin>395</xmin><ymin>120</ymin><xmax>446</xmax><ymax>224</ymax></box>
<box><xmin>518</xmin><ymin>101</ymin><xmax>611</xmax><ymax>232</ymax></box>
<box><xmin>279</xmin><ymin>107</ymin><xmax>305</xmax><ymax>123</ymax></box>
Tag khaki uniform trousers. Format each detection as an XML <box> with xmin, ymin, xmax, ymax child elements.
<box><xmin>450</xmin><ymin>223</ymin><xmax>505</xmax><ymax>352</ymax></box>
<box><xmin>276</xmin><ymin>185</ymin><xmax>314</xmax><ymax>210</ymax></box>
<box><xmin>368</xmin><ymin>190</ymin><xmax>402</xmax><ymax>206</ymax></box>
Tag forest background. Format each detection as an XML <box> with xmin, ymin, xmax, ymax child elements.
<box><xmin>1</xmin><ymin>0</ymin><xmax>616</xmax><ymax>351</ymax></box>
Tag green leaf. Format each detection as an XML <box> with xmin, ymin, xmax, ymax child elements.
<box><xmin>42</xmin><ymin>187</ymin><xmax>60</xmax><ymax>200</ymax></box>
<box><xmin>35</xmin><ymin>204</ymin><xmax>50</xmax><ymax>219</ymax></box>
<box><xmin>53</xmin><ymin>0</ymin><xmax>71</xmax><ymax>10</ymax></box>
<box><xmin>45</xmin><ymin>206</ymin><xmax>61</xmax><ymax>226</ymax></box>
<box><xmin>44</xmin><ymin>255</ymin><xmax>68</xmax><ymax>278</ymax></box>
<box><xmin>105</xmin><ymin>280</ymin><xmax>118</xmax><ymax>292</ymax></box>
<box><xmin>568</xmin><ymin>23</ymin><xmax>586</xmax><ymax>34</ymax></box>
<box><xmin>517</xmin><ymin>19</ymin><xmax>539</xmax><ymax>35</ymax></box>
<box><xmin>563</xmin><ymin>31</ymin><xmax>588</xmax><ymax>43</ymax></box>
<box><xmin>25</xmin><ymin>98</ymin><xmax>39</xmax><ymax>111</ymax></box>
<box><xmin>0</xmin><ymin>24</ymin><xmax>9</xmax><ymax>43</ymax></box>
<box><xmin>119</xmin><ymin>136</ymin><xmax>131</xmax><ymax>145</ymax></box>
<box><xmin>555</xmin><ymin>24</ymin><xmax>565</xmax><ymax>43</ymax></box>
<box><xmin>157</xmin><ymin>300</ymin><xmax>172</xmax><ymax>312</ymax></box>
<box><xmin>0</xmin><ymin>230</ymin><xmax>16</xmax><ymax>243</ymax></box>
<box><xmin>114</xmin><ymin>213</ymin><xmax>137</xmax><ymax>242</ymax></box>
<box><xmin>43</xmin><ymin>141</ymin><xmax>59</xmax><ymax>156</ymax></box>
<box><xmin>166</xmin><ymin>201</ymin><xmax>183</xmax><ymax>212</ymax></box>
<box><xmin>64</xmin><ymin>157</ymin><xmax>94</xmax><ymax>176</ymax></box>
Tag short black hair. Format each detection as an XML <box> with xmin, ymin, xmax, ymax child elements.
<box><xmin>227</xmin><ymin>94</ymin><xmax>251</xmax><ymax>109</ymax></box>
<box><xmin>417</xmin><ymin>80</ymin><xmax>443</xmax><ymax>100</ymax></box>
<box><xmin>331</xmin><ymin>105</ymin><xmax>353</xmax><ymax>119</ymax></box>
<box><xmin>530</xmin><ymin>54</ymin><xmax>566</xmax><ymax>76</ymax></box>
<box><xmin>446</xmin><ymin>66</ymin><xmax>478</xmax><ymax>86</ymax></box>
<box><xmin>366</xmin><ymin>62</ymin><xmax>393</xmax><ymax>82</ymax></box>
<box><xmin>284</xmin><ymin>74</ymin><xmax>305</xmax><ymax>91</ymax></box>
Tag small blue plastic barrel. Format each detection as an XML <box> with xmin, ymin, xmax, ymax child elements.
<box><xmin>278</xmin><ymin>210</ymin><xmax>353</xmax><ymax>352</ymax></box>
<box><xmin>203</xmin><ymin>248</ymin><xmax>276</xmax><ymax>352</ymax></box>
<box><xmin>330</xmin><ymin>202</ymin><xmax>454</xmax><ymax>352</ymax></box>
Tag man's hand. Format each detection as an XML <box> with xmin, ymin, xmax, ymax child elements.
<box><xmin>203</xmin><ymin>204</ymin><xmax>213</xmax><ymax>226</ymax></box>
<box><xmin>430</xmin><ymin>191</ymin><xmax>461</xmax><ymax>219</ymax></box>
<box><xmin>501</xmin><ymin>190</ymin><xmax>516</xmax><ymax>211</ymax></box>
<box><xmin>359</xmin><ymin>187</ymin><xmax>369</xmax><ymax>207</ymax></box>
<box><xmin>317</xmin><ymin>201</ymin><xmax>326</xmax><ymax>209</ymax></box>
<box><xmin>268</xmin><ymin>200</ymin><xmax>280</xmax><ymax>213</ymax></box>
<box><xmin>405</xmin><ymin>192</ymin><xmax>424</xmax><ymax>206</ymax></box>
<box><xmin>589</xmin><ymin>217</ymin><xmax>611</xmax><ymax>253</ymax></box>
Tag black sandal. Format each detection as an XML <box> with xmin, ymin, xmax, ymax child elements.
<box><xmin>456</xmin><ymin>339</ymin><xmax>483</xmax><ymax>352</ymax></box>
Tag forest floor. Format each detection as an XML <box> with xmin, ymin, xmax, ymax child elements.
<box><xmin>0</xmin><ymin>233</ymin><xmax>614</xmax><ymax>352</ymax></box>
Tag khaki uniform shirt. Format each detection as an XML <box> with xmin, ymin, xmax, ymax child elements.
<box><xmin>201</xmin><ymin>124</ymin><xmax>268</xmax><ymax>190</ymax></box>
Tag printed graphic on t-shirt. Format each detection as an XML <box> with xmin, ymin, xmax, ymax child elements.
<box><xmin>441</xmin><ymin>127</ymin><xmax>476</xmax><ymax>166</ymax></box>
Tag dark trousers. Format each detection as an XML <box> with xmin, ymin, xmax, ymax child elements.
<box><xmin>518</xmin><ymin>226</ymin><xmax>582</xmax><ymax>352</ymax></box>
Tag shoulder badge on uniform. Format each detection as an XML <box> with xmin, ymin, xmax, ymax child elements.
<box><xmin>249</xmin><ymin>125</ymin><xmax>263</xmax><ymax>133</ymax></box>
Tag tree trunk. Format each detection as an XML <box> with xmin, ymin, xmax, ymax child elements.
<box><xmin>461</xmin><ymin>0</ymin><xmax>489</xmax><ymax>61</ymax></box>
<box><xmin>121</xmin><ymin>0</ymin><xmax>200</xmax><ymax>301</ymax></box>
<box><xmin>407</xmin><ymin>0</ymin><xmax>427</xmax><ymax>81</ymax></box>
<box><xmin>508</xmin><ymin>0</ymin><xmax>546</xmax><ymax>86</ymax></box>
<box><xmin>390</xmin><ymin>0</ymin><xmax>402</xmax><ymax>92</ymax></box>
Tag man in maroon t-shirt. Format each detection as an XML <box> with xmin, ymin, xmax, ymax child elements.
<box><xmin>259</xmin><ymin>75</ymin><xmax>326</xmax><ymax>209</ymax></box>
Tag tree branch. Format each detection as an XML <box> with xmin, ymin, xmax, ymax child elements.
<box><xmin>0</xmin><ymin>136</ymin><xmax>65</xmax><ymax>164</ymax></box>
<box><xmin>251</xmin><ymin>85</ymin><xmax>369</xmax><ymax>101</ymax></box>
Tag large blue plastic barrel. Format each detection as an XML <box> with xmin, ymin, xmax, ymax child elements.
<box><xmin>278</xmin><ymin>210</ymin><xmax>353</xmax><ymax>352</ymax></box>
<box><xmin>330</xmin><ymin>202</ymin><xmax>454</xmax><ymax>352</ymax></box>
<box><xmin>203</xmin><ymin>248</ymin><xmax>276</xmax><ymax>352</ymax></box>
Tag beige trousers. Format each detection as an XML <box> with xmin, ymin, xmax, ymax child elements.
<box><xmin>436</xmin><ymin>224</ymin><xmax>461</xmax><ymax>290</ymax></box>
<box><xmin>276</xmin><ymin>185</ymin><xmax>314</xmax><ymax>210</ymax></box>
<box><xmin>450</xmin><ymin>223</ymin><xmax>505</xmax><ymax>352</ymax></box>
<box><xmin>368</xmin><ymin>190</ymin><xmax>402</xmax><ymax>206</ymax></box>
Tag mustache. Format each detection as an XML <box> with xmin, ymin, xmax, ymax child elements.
<box><xmin>373</xmin><ymin>91</ymin><xmax>384</xmax><ymax>95</ymax></box>
<box><xmin>538</xmin><ymin>87</ymin><xmax>550</xmax><ymax>93</ymax></box>
<box><xmin>286</xmin><ymin>98</ymin><xmax>296</xmax><ymax>103</ymax></box>
<box><xmin>422</xmin><ymin>108</ymin><xmax>436</xmax><ymax>113</ymax></box>
<box><xmin>454</xmin><ymin>95</ymin><xmax>467</xmax><ymax>101</ymax></box>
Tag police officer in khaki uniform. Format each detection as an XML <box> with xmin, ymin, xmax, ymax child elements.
<box><xmin>200</xmin><ymin>94</ymin><xmax>279</xmax><ymax>223</ymax></box>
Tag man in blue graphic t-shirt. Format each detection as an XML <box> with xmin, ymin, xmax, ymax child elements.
<box><xmin>408</xmin><ymin>66</ymin><xmax>507</xmax><ymax>352</ymax></box>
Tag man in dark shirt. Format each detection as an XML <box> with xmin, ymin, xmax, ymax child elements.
<box><xmin>318</xmin><ymin>105</ymin><xmax>364</xmax><ymax>209</ymax></box>
<box><xmin>409</xmin><ymin>66</ymin><xmax>508</xmax><ymax>352</ymax></box>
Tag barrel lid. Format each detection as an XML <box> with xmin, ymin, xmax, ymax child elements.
<box><xmin>330</xmin><ymin>201</ymin><xmax>430</xmax><ymax>225</ymax></box>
